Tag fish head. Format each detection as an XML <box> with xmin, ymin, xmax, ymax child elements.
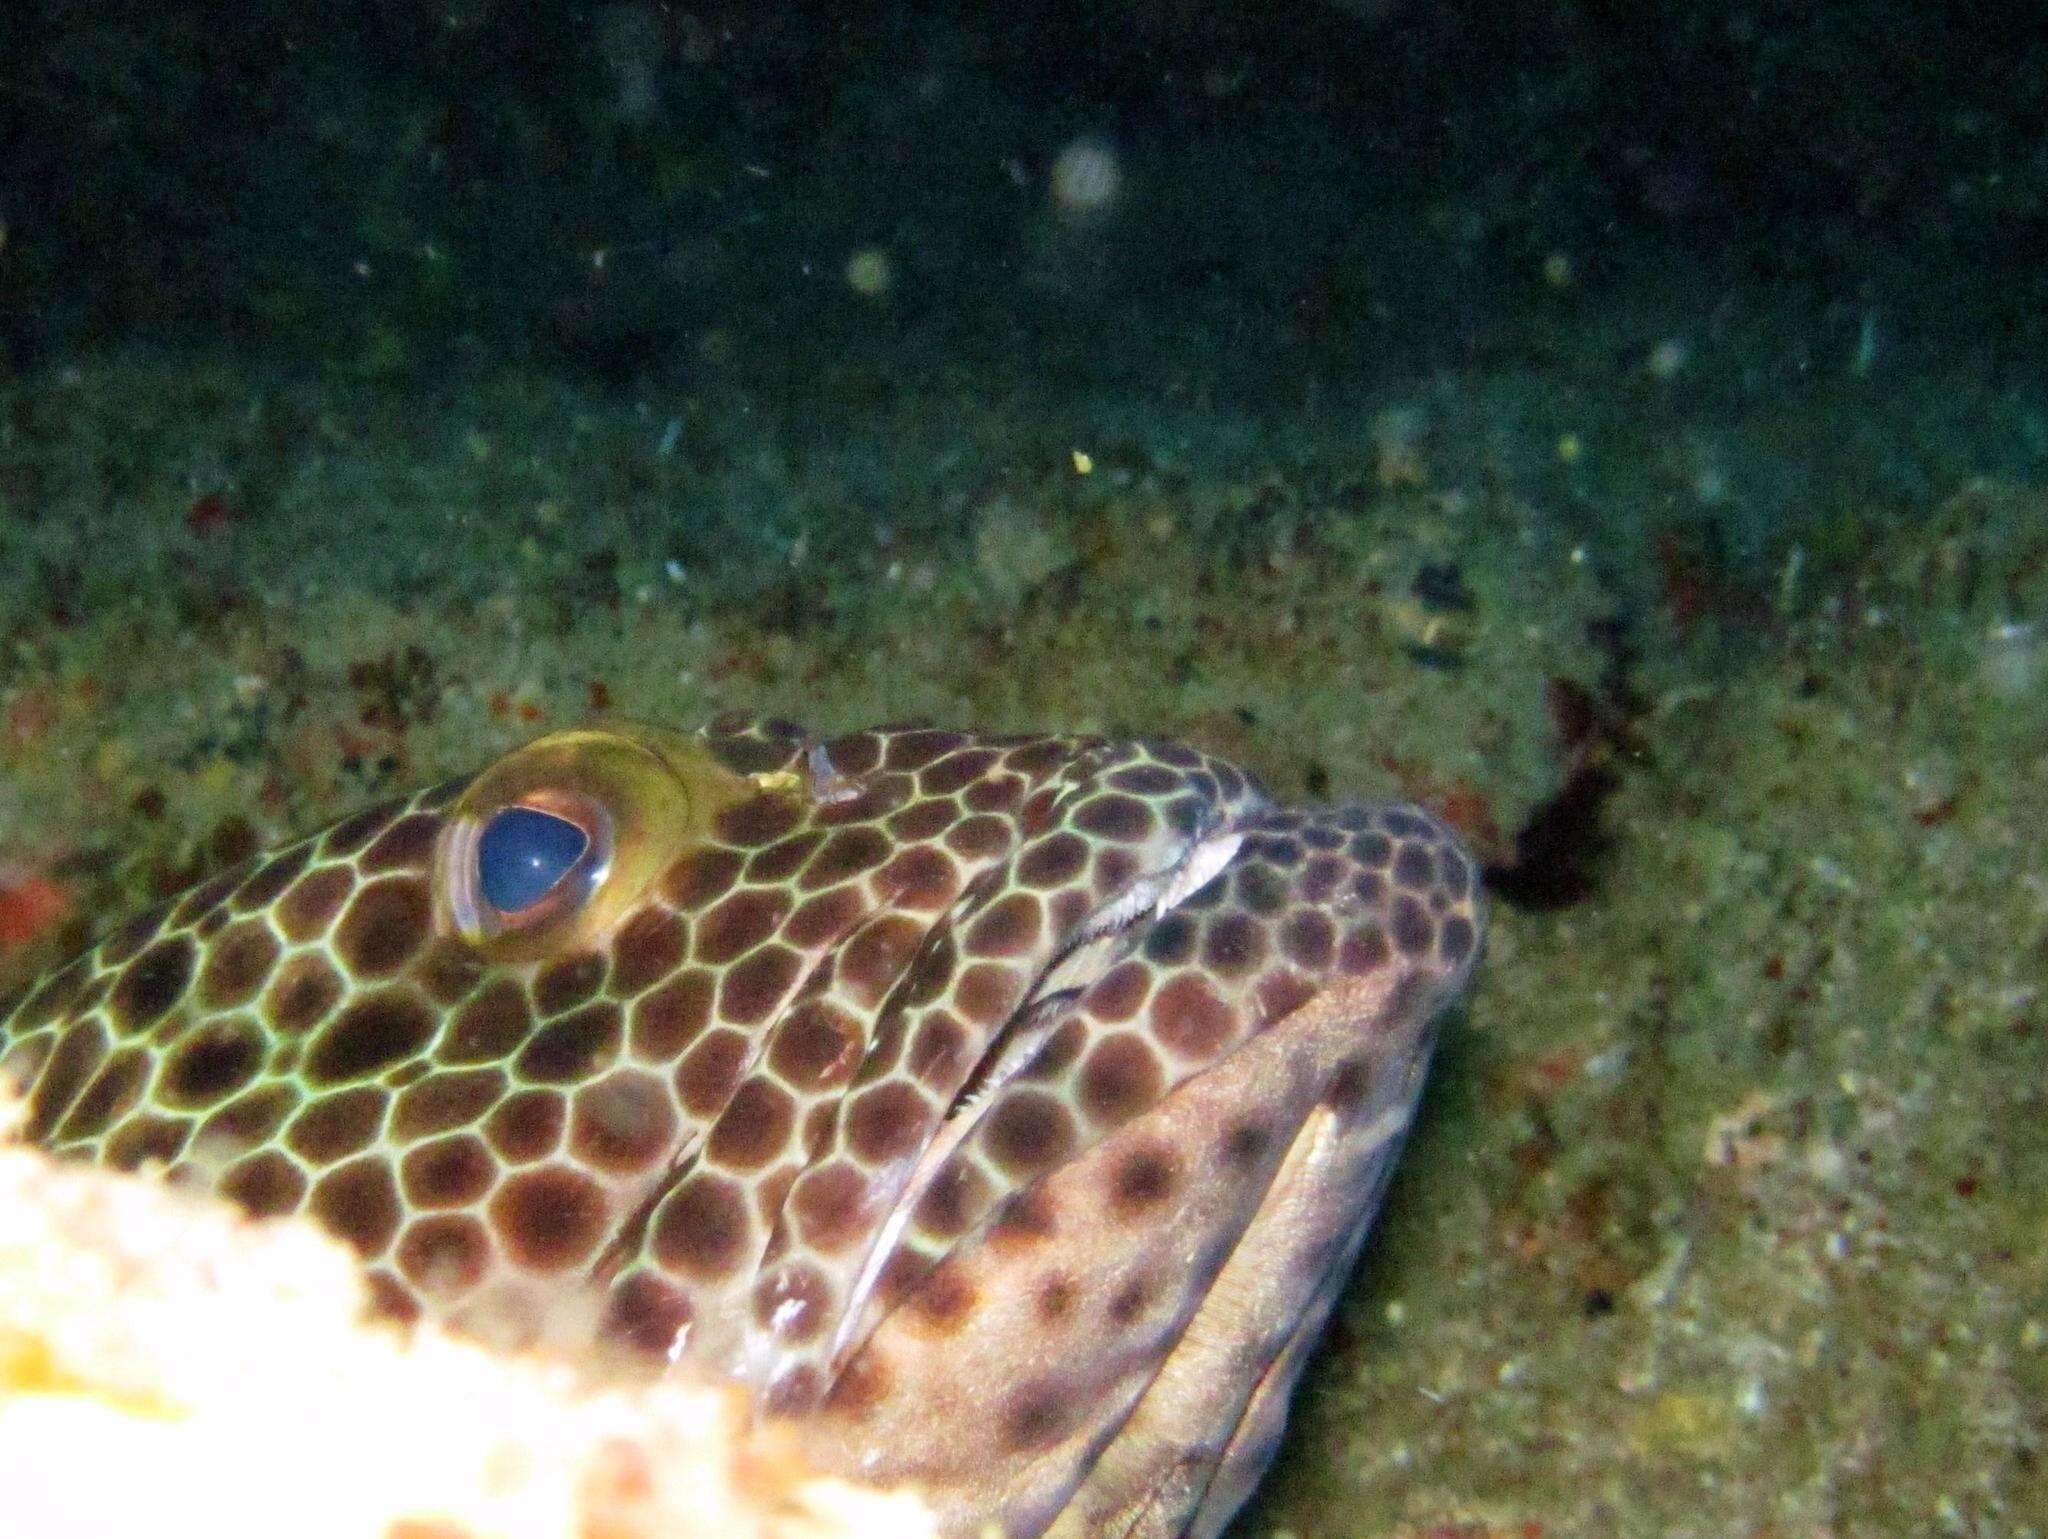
<box><xmin>0</xmin><ymin>716</ymin><xmax>1484</xmax><ymax>1538</ymax></box>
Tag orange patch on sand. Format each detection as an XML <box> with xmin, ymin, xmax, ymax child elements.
<box><xmin>0</xmin><ymin>874</ymin><xmax>71</xmax><ymax>952</ymax></box>
<box><xmin>1435</xmin><ymin>781</ymin><xmax>1503</xmax><ymax>849</ymax></box>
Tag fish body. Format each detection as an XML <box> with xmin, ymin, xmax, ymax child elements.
<box><xmin>0</xmin><ymin>717</ymin><xmax>1483</xmax><ymax>1537</ymax></box>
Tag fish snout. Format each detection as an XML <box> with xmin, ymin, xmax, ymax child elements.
<box><xmin>797</xmin><ymin>799</ymin><xmax>1484</xmax><ymax>1537</ymax></box>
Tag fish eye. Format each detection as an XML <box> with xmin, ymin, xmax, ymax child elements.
<box><xmin>434</xmin><ymin>724</ymin><xmax>773</xmax><ymax>964</ymax></box>
<box><xmin>441</xmin><ymin>786</ymin><xmax>615</xmax><ymax>953</ymax></box>
<box><xmin>477</xmin><ymin>804</ymin><xmax>597</xmax><ymax>915</ymax></box>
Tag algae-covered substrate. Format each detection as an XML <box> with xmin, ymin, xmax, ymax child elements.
<box><xmin>0</xmin><ymin>343</ymin><xmax>2043</xmax><ymax>1536</ymax></box>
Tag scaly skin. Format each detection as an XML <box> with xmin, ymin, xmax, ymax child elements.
<box><xmin>0</xmin><ymin>715</ymin><xmax>1484</xmax><ymax>1538</ymax></box>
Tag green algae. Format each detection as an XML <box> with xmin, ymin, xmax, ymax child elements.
<box><xmin>1244</xmin><ymin>503</ymin><xmax>2048</xmax><ymax>1537</ymax></box>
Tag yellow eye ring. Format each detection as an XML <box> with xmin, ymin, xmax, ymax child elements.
<box><xmin>433</xmin><ymin>722</ymin><xmax>768</xmax><ymax>965</ymax></box>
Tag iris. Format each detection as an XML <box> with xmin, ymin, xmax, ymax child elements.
<box><xmin>477</xmin><ymin>806</ymin><xmax>589</xmax><ymax>914</ymax></box>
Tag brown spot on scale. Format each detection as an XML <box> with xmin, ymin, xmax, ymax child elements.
<box><xmin>802</xmin><ymin>827</ymin><xmax>893</xmax><ymax>890</ymax></box>
<box><xmin>485</xmin><ymin>1088</ymin><xmax>565</xmax><ymax>1163</ymax></box>
<box><xmin>1325</xmin><ymin>1055</ymin><xmax>1374</xmax><ymax>1117</ymax></box>
<box><xmin>903</xmin><ymin>1262</ymin><xmax>978</xmax><ymax>1338</ymax></box>
<box><xmin>943</xmin><ymin>813</ymin><xmax>1011</xmax><ymax>862</ymax></box>
<box><xmin>1110</xmin><ymin>1141</ymin><xmax>1182</xmax><ymax>1216</ymax></box>
<box><xmin>1072</xmin><ymin>791</ymin><xmax>1154</xmax><ymax>843</ymax></box>
<box><xmin>885</xmin><ymin>797</ymin><xmax>954</xmax><ymax>843</ymax></box>
<box><xmin>1442</xmin><ymin>912</ymin><xmax>1479</xmax><ymax>966</ymax></box>
<box><xmin>706</xmin><ymin>1077</ymin><xmax>797</xmax><ymax>1171</ymax></box>
<box><xmin>275</xmin><ymin>866</ymin><xmax>354</xmax><ymax>945</ymax></box>
<box><xmin>663</xmin><ymin>846</ymin><xmax>742</xmax><ymax>910</ymax></box>
<box><xmin>1078</xmin><ymin>1033</ymin><xmax>1164</xmax><ymax>1128</ymax></box>
<box><xmin>697</xmin><ymin>888</ymin><xmax>793</xmax><ymax>964</ymax></box>
<box><xmin>717</xmin><ymin>943</ymin><xmax>801</xmax><ymax>1026</ymax></box>
<box><xmin>875</xmin><ymin>845</ymin><xmax>957</xmax><ymax>911</ymax></box>
<box><xmin>1279</xmin><ymin>908</ymin><xmax>1337</xmax><ymax>971</ymax></box>
<box><xmin>1150</xmin><ymin>972</ymin><xmax>1234</xmax><ymax>1060</ymax></box>
<box><xmin>789</xmin><ymin>1161</ymin><xmax>874</xmax><ymax>1254</ymax></box>
<box><xmin>819</xmin><ymin>730</ymin><xmax>884</xmax><ymax>776</ymax></box>
<box><xmin>650</xmin><ymin>1172</ymin><xmax>751</xmax><ymax>1280</ymax></box>
<box><xmin>220</xmin><ymin>1149</ymin><xmax>307</xmax><ymax>1219</ymax></box>
<box><xmin>113</xmin><ymin>937</ymin><xmax>194</xmax><ymax>1032</ymax></box>
<box><xmin>1255</xmin><ymin>969</ymin><xmax>1317</xmax><ymax>1026</ymax></box>
<box><xmin>845</xmin><ymin>1081</ymin><xmax>929</xmax><ymax>1166</ymax></box>
<box><xmin>601</xmin><ymin>1270</ymin><xmax>696</xmax><ymax>1357</ymax></box>
<box><xmin>912</xmin><ymin>1159</ymin><xmax>983</xmax><ymax>1240</ymax></box>
<box><xmin>309</xmin><ymin>1156</ymin><xmax>403</xmax><ymax>1258</ymax></box>
<box><xmin>360</xmin><ymin>1269</ymin><xmax>421</xmax><ymax>1326</ymax></box>
<box><xmin>718</xmin><ymin>791</ymin><xmax>803</xmax><ymax>849</ymax></box>
<box><xmin>1086</xmin><ymin>959</ymin><xmax>1151</xmax><ymax>1023</ymax></box>
<box><xmin>490</xmin><ymin>1164</ymin><xmax>609</xmax><ymax>1272</ymax></box>
<box><xmin>1107</xmin><ymin>1273</ymin><xmax>1154</xmax><ymax>1326</ymax></box>
<box><xmin>159</xmin><ymin>1017</ymin><xmax>265</xmax><ymax>1108</ymax></box>
<box><xmin>233</xmin><ymin>843</ymin><xmax>311</xmax><ymax>912</ymax></box>
<box><xmin>1339</xmin><ymin>921</ymin><xmax>1391</xmax><ymax>976</ymax></box>
<box><xmin>1390</xmin><ymin>893</ymin><xmax>1434</xmax><ymax>957</ymax></box>
<box><xmin>568</xmin><ymin>1071</ymin><xmax>679</xmax><ymax>1173</ymax></box>
<box><xmin>25</xmin><ymin>1020</ymin><xmax>108</xmax><ymax>1143</ymax></box>
<box><xmin>963</xmin><ymin>892</ymin><xmax>1042</xmax><ymax>958</ymax></box>
<box><xmin>905</xmin><ymin>1014</ymin><xmax>968</xmax><ymax>1086</ymax></box>
<box><xmin>984</xmin><ymin>1089</ymin><xmax>1078</xmax><ymax>1178</ymax></box>
<box><xmin>823</xmin><ymin>1347</ymin><xmax>895</xmax><ymax>1420</ymax></box>
<box><xmin>880</xmin><ymin>728</ymin><xmax>965</xmax><ymax>773</ymax></box>
<box><xmin>1201</xmin><ymin>912</ymin><xmax>1267</xmax><ymax>976</ymax></box>
<box><xmin>988</xmin><ymin>1187</ymin><xmax>1058</xmax><ymax>1253</ymax></box>
<box><xmin>198</xmin><ymin>922</ymin><xmax>280</xmax><ymax>1010</ymax></box>
<box><xmin>917</xmin><ymin>745</ymin><xmax>999</xmax><ymax>795</ymax></box>
<box><xmin>1003</xmin><ymin>1379</ymin><xmax>1079</xmax><ymax>1452</ymax></box>
<box><xmin>952</xmin><ymin>962</ymin><xmax>1019</xmax><ymax>1030</ymax></box>
<box><xmin>746</xmin><ymin>829</ymin><xmax>824</xmax><ymax>885</ymax></box>
<box><xmin>785</xmin><ymin>885</ymin><xmax>867</xmax><ymax>949</ymax></box>
<box><xmin>400</xmin><ymin>1133</ymin><xmax>497</xmax><ymax>1208</ymax></box>
<box><xmin>322</xmin><ymin>799</ymin><xmax>404</xmax><ymax>860</ymax></box>
<box><xmin>768</xmin><ymin>998</ymin><xmax>862</xmax><ymax>1090</ymax></box>
<box><xmin>1222</xmin><ymin>1117</ymin><xmax>1273</xmax><ymax>1169</ymax></box>
<box><xmin>199</xmin><ymin>1083</ymin><xmax>300</xmax><ymax>1148</ymax></box>
<box><xmin>415</xmin><ymin>936</ymin><xmax>486</xmax><ymax>1005</ymax></box>
<box><xmin>360</xmin><ymin>812</ymin><xmax>441</xmax><ymax>874</ymax></box>
<box><xmin>836</xmin><ymin>914</ymin><xmax>926</xmax><ymax>1008</ymax></box>
<box><xmin>1035</xmin><ymin>1272</ymin><xmax>1077</xmax><ymax>1323</ymax></box>
<box><xmin>397</xmin><ymin>1214</ymin><xmax>493</xmax><ymax>1298</ymax></box>
<box><xmin>673</xmin><ymin>1028</ymin><xmax>748</xmax><ymax>1118</ymax></box>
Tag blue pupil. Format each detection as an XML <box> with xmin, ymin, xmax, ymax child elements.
<box><xmin>477</xmin><ymin>806</ymin><xmax>589</xmax><ymax>915</ymax></box>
